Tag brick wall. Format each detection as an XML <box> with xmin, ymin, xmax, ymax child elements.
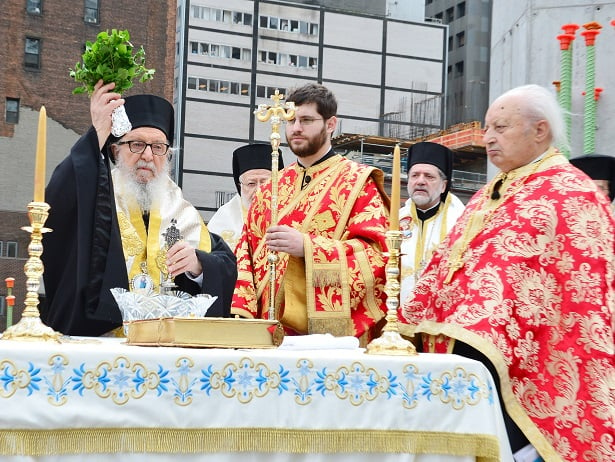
<box><xmin>0</xmin><ymin>1</ymin><xmax>176</xmax><ymax>137</ymax></box>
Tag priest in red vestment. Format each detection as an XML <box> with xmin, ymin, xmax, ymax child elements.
<box><xmin>400</xmin><ymin>84</ymin><xmax>614</xmax><ymax>462</ymax></box>
<box><xmin>232</xmin><ymin>83</ymin><xmax>389</xmax><ymax>344</ymax></box>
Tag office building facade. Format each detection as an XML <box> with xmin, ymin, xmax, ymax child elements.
<box><xmin>174</xmin><ymin>0</ymin><xmax>448</xmax><ymax>220</ymax></box>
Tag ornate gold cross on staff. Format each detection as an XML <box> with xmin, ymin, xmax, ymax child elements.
<box><xmin>254</xmin><ymin>89</ymin><xmax>295</xmax><ymax>321</ymax></box>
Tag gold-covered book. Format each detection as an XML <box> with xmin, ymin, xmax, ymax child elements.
<box><xmin>126</xmin><ymin>317</ymin><xmax>285</xmax><ymax>348</ymax></box>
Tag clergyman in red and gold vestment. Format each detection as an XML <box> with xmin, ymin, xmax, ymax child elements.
<box><xmin>400</xmin><ymin>85</ymin><xmax>615</xmax><ymax>462</ymax></box>
<box><xmin>232</xmin><ymin>83</ymin><xmax>389</xmax><ymax>344</ymax></box>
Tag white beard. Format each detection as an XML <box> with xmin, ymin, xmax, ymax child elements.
<box><xmin>115</xmin><ymin>158</ymin><xmax>169</xmax><ymax>213</ymax></box>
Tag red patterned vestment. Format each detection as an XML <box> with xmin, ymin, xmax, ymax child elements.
<box><xmin>401</xmin><ymin>149</ymin><xmax>615</xmax><ymax>461</ymax></box>
<box><xmin>232</xmin><ymin>154</ymin><xmax>389</xmax><ymax>342</ymax></box>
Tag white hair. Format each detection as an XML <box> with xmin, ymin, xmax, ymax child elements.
<box><xmin>495</xmin><ymin>84</ymin><xmax>570</xmax><ymax>153</ymax></box>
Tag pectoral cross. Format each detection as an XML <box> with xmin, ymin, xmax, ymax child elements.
<box><xmin>162</xmin><ymin>218</ymin><xmax>182</xmax><ymax>249</ymax></box>
<box><xmin>159</xmin><ymin>218</ymin><xmax>183</xmax><ymax>294</ymax></box>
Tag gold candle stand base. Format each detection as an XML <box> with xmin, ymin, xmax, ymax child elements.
<box><xmin>1</xmin><ymin>202</ymin><xmax>61</xmax><ymax>342</ymax></box>
<box><xmin>366</xmin><ymin>230</ymin><xmax>417</xmax><ymax>356</ymax></box>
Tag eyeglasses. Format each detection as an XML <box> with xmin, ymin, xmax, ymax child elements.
<box><xmin>117</xmin><ymin>140</ymin><xmax>170</xmax><ymax>156</ymax></box>
<box><xmin>286</xmin><ymin>117</ymin><xmax>324</xmax><ymax>127</ymax></box>
<box><xmin>240</xmin><ymin>178</ymin><xmax>270</xmax><ymax>190</ymax></box>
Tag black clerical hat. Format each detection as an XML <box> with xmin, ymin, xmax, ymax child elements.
<box><xmin>232</xmin><ymin>143</ymin><xmax>284</xmax><ymax>194</ymax></box>
<box><xmin>406</xmin><ymin>141</ymin><xmax>454</xmax><ymax>201</ymax></box>
<box><xmin>123</xmin><ymin>94</ymin><xmax>174</xmax><ymax>143</ymax></box>
<box><xmin>570</xmin><ymin>154</ymin><xmax>615</xmax><ymax>201</ymax></box>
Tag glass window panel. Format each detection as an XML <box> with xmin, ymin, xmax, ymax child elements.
<box><xmin>6</xmin><ymin>98</ymin><xmax>19</xmax><ymax>124</ymax></box>
<box><xmin>6</xmin><ymin>242</ymin><xmax>17</xmax><ymax>258</ymax></box>
<box><xmin>27</xmin><ymin>0</ymin><xmax>42</xmax><ymax>14</ymax></box>
<box><xmin>25</xmin><ymin>37</ymin><xmax>40</xmax><ymax>69</ymax></box>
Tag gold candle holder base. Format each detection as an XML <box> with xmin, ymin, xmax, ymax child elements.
<box><xmin>366</xmin><ymin>230</ymin><xmax>417</xmax><ymax>356</ymax></box>
<box><xmin>1</xmin><ymin>202</ymin><xmax>61</xmax><ymax>342</ymax></box>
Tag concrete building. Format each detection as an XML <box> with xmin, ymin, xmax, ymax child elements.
<box><xmin>425</xmin><ymin>0</ymin><xmax>492</xmax><ymax>127</ymax></box>
<box><xmin>174</xmin><ymin>0</ymin><xmax>448</xmax><ymax>221</ymax></box>
<box><xmin>489</xmin><ymin>0</ymin><xmax>615</xmax><ymax>161</ymax></box>
<box><xmin>425</xmin><ymin>0</ymin><xmax>493</xmax><ymax>127</ymax></box>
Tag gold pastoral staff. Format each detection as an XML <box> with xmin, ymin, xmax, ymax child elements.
<box><xmin>33</xmin><ymin>106</ymin><xmax>46</xmax><ymax>203</ymax></box>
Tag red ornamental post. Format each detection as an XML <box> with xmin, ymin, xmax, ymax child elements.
<box><xmin>556</xmin><ymin>33</ymin><xmax>575</xmax><ymax>50</ymax></box>
<box><xmin>562</xmin><ymin>23</ymin><xmax>580</xmax><ymax>36</ymax></box>
<box><xmin>581</xmin><ymin>29</ymin><xmax>600</xmax><ymax>46</ymax></box>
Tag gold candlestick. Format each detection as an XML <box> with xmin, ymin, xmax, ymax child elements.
<box><xmin>366</xmin><ymin>230</ymin><xmax>417</xmax><ymax>355</ymax></box>
<box><xmin>1</xmin><ymin>202</ymin><xmax>61</xmax><ymax>342</ymax></box>
<box><xmin>366</xmin><ymin>144</ymin><xmax>416</xmax><ymax>355</ymax></box>
<box><xmin>254</xmin><ymin>89</ymin><xmax>295</xmax><ymax>321</ymax></box>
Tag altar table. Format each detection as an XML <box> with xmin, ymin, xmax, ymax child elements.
<box><xmin>0</xmin><ymin>336</ymin><xmax>513</xmax><ymax>461</ymax></box>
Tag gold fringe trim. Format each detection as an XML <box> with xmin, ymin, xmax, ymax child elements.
<box><xmin>0</xmin><ymin>428</ymin><xmax>501</xmax><ymax>460</ymax></box>
<box><xmin>312</xmin><ymin>268</ymin><xmax>341</xmax><ymax>287</ymax></box>
<box><xmin>308</xmin><ymin>317</ymin><xmax>354</xmax><ymax>337</ymax></box>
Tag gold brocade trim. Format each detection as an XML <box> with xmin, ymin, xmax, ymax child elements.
<box><xmin>414</xmin><ymin>320</ymin><xmax>562</xmax><ymax>462</ymax></box>
<box><xmin>0</xmin><ymin>428</ymin><xmax>502</xmax><ymax>460</ymax></box>
<box><xmin>349</xmin><ymin>238</ymin><xmax>384</xmax><ymax>322</ymax></box>
<box><xmin>117</xmin><ymin>212</ymin><xmax>144</xmax><ymax>257</ymax></box>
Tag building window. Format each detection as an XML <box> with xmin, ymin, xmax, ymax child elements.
<box><xmin>215</xmin><ymin>191</ymin><xmax>235</xmax><ymax>208</ymax></box>
<box><xmin>5</xmin><ymin>242</ymin><xmax>17</xmax><ymax>258</ymax></box>
<box><xmin>445</xmin><ymin>7</ymin><xmax>454</xmax><ymax>23</ymax></box>
<box><xmin>5</xmin><ymin>98</ymin><xmax>19</xmax><ymax>124</ymax></box>
<box><xmin>448</xmin><ymin>36</ymin><xmax>453</xmax><ymax>52</ymax></box>
<box><xmin>457</xmin><ymin>2</ymin><xmax>466</xmax><ymax>18</ymax></box>
<box><xmin>434</xmin><ymin>12</ymin><xmax>443</xmax><ymax>21</ymax></box>
<box><xmin>456</xmin><ymin>31</ymin><xmax>465</xmax><ymax>48</ymax></box>
<box><xmin>27</xmin><ymin>0</ymin><xmax>42</xmax><ymax>14</ymax></box>
<box><xmin>455</xmin><ymin>61</ymin><xmax>464</xmax><ymax>77</ymax></box>
<box><xmin>24</xmin><ymin>37</ymin><xmax>40</xmax><ymax>69</ymax></box>
<box><xmin>84</xmin><ymin>0</ymin><xmax>99</xmax><ymax>24</ymax></box>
